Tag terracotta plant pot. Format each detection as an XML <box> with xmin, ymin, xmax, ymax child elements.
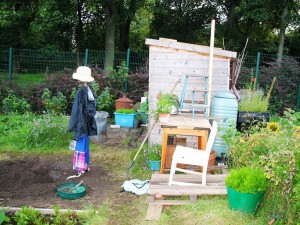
<box><xmin>200</xmin><ymin>150</ymin><xmax>216</xmax><ymax>174</ymax></box>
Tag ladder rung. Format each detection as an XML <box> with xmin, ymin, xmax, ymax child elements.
<box><xmin>192</xmin><ymin>90</ymin><xmax>208</xmax><ymax>93</ymax></box>
<box><xmin>180</xmin><ymin>109</ymin><xmax>206</xmax><ymax>113</ymax></box>
<box><xmin>186</xmin><ymin>74</ymin><xmax>209</xmax><ymax>78</ymax></box>
<box><xmin>181</xmin><ymin>103</ymin><xmax>209</xmax><ymax>108</ymax></box>
<box><xmin>183</xmin><ymin>100</ymin><xmax>205</xmax><ymax>104</ymax></box>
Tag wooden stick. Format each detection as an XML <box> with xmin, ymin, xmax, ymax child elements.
<box><xmin>207</xmin><ymin>19</ymin><xmax>215</xmax><ymax>118</ymax></box>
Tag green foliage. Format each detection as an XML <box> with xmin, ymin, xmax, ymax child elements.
<box><xmin>238</xmin><ymin>91</ymin><xmax>269</xmax><ymax>112</ymax></box>
<box><xmin>0</xmin><ymin>113</ymin><xmax>71</xmax><ymax>151</ymax></box>
<box><xmin>1</xmin><ymin>90</ymin><xmax>31</xmax><ymax>114</ymax></box>
<box><xmin>97</xmin><ymin>87</ymin><xmax>115</xmax><ymax>116</ymax></box>
<box><xmin>0</xmin><ymin>210</ymin><xmax>10</xmax><ymax>224</ymax></box>
<box><xmin>146</xmin><ymin>144</ymin><xmax>162</xmax><ymax>161</ymax></box>
<box><xmin>41</xmin><ymin>88</ymin><xmax>67</xmax><ymax>115</ymax></box>
<box><xmin>238</xmin><ymin>77</ymin><xmax>276</xmax><ymax>112</ymax></box>
<box><xmin>13</xmin><ymin>206</ymin><xmax>48</xmax><ymax>225</ymax></box>
<box><xmin>259</xmin><ymin>56</ymin><xmax>300</xmax><ymax>115</ymax></box>
<box><xmin>50</xmin><ymin>206</ymin><xmax>78</xmax><ymax>225</ymax></box>
<box><xmin>115</xmin><ymin>108</ymin><xmax>135</xmax><ymax>114</ymax></box>
<box><xmin>107</xmin><ymin>61</ymin><xmax>129</xmax><ymax>93</ymax></box>
<box><xmin>137</xmin><ymin>98</ymin><xmax>148</xmax><ymax>113</ymax></box>
<box><xmin>222</xmin><ymin>109</ymin><xmax>300</xmax><ymax>223</ymax></box>
<box><xmin>154</xmin><ymin>93</ymin><xmax>179</xmax><ymax>119</ymax></box>
<box><xmin>10</xmin><ymin>206</ymin><xmax>79</xmax><ymax>225</ymax></box>
<box><xmin>225</xmin><ymin>167</ymin><xmax>268</xmax><ymax>194</ymax></box>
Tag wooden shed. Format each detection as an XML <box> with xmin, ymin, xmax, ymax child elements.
<box><xmin>145</xmin><ymin>37</ymin><xmax>237</xmax><ymax>146</ymax></box>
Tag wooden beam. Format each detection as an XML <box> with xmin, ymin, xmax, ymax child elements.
<box><xmin>145</xmin><ymin>38</ymin><xmax>237</xmax><ymax>59</ymax></box>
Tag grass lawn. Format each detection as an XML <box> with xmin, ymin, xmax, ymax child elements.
<box><xmin>0</xmin><ymin>72</ymin><xmax>46</xmax><ymax>86</ymax></box>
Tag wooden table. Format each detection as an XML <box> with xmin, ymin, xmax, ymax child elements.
<box><xmin>159</xmin><ymin>114</ymin><xmax>211</xmax><ymax>174</ymax></box>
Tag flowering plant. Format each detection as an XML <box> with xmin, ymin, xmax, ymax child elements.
<box><xmin>146</xmin><ymin>144</ymin><xmax>162</xmax><ymax>161</ymax></box>
<box><xmin>221</xmin><ymin>109</ymin><xmax>300</xmax><ymax>223</ymax></box>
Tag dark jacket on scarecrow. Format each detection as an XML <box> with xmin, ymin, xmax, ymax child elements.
<box><xmin>68</xmin><ymin>86</ymin><xmax>97</xmax><ymax>140</ymax></box>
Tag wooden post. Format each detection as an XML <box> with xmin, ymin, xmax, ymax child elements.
<box><xmin>207</xmin><ymin>20</ymin><xmax>215</xmax><ymax>118</ymax></box>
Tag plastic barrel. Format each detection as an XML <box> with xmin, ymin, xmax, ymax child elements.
<box><xmin>210</xmin><ymin>92</ymin><xmax>238</xmax><ymax>157</ymax></box>
<box><xmin>226</xmin><ymin>186</ymin><xmax>265</xmax><ymax>214</ymax></box>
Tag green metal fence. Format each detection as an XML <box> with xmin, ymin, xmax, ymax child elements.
<box><xmin>0</xmin><ymin>48</ymin><xmax>299</xmax><ymax>110</ymax></box>
<box><xmin>0</xmin><ymin>48</ymin><xmax>149</xmax><ymax>82</ymax></box>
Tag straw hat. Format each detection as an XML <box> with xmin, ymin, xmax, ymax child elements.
<box><xmin>72</xmin><ymin>66</ymin><xmax>94</xmax><ymax>82</ymax></box>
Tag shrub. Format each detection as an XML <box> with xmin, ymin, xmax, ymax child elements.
<box><xmin>97</xmin><ymin>87</ymin><xmax>115</xmax><ymax>116</ymax></box>
<box><xmin>259</xmin><ymin>56</ymin><xmax>300</xmax><ymax>115</ymax></box>
<box><xmin>225</xmin><ymin>167</ymin><xmax>268</xmax><ymax>193</ymax></box>
<box><xmin>1</xmin><ymin>90</ymin><xmax>31</xmax><ymax>114</ymax></box>
<box><xmin>41</xmin><ymin>88</ymin><xmax>67</xmax><ymax>115</ymax></box>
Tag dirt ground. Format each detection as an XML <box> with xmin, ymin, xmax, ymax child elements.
<box><xmin>0</xmin><ymin>127</ymin><xmax>145</xmax><ymax>211</ymax></box>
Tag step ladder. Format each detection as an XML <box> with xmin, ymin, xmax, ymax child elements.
<box><xmin>179</xmin><ymin>74</ymin><xmax>211</xmax><ymax>119</ymax></box>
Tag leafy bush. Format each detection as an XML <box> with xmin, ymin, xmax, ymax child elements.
<box><xmin>13</xmin><ymin>206</ymin><xmax>48</xmax><ymax>225</ymax></box>
<box><xmin>97</xmin><ymin>87</ymin><xmax>115</xmax><ymax>116</ymax></box>
<box><xmin>41</xmin><ymin>88</ymin><xmax>67</xmax><ymax>115</ymax></box>
<box><xmin>259</xmin><ymin>56</ymin><xmax>300</xmax><ymax>115</ymax></box>
<box><xmin>225</xmin><ymin>167</ymin><xmax>268</xmax><ymax>193</ymax></box>
<box><xmin>11</xmin><ymin>206</ymin><xmax>79</xmax><ymax>225</ymax></box>
<box><xmin>2</xmin><ymin>90</ymin><xmax>31</xmax><ymax>114</ymax></box>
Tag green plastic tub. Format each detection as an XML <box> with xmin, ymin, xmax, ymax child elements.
<box><xmin>56</xmin><ymin>182</ymin><xmax>86</xmax><ymax>200</ymax></box>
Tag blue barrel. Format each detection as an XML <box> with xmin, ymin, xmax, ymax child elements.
<box><xmin>210</xmin><ymin>92</ymin><xmax>238</xmax><ymax>157</ymax></box>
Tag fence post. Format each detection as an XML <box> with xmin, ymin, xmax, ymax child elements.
<box><xmin>296</xmin><ymin>81</ymin><xmax>300</xmax><ymax>111</ymax></box>
<box><xmin>84</xmin><ymin>49</ymin><xmax>89</xmax><ymax>66</ymax></box>
<box><xmin>124</xmin><ymin>48</ymin><xmax>131</xmax><ymax>93</ymax></box>
<box><xmin>255</xmin><ymin>52</ymin><xmax>260</xmax><ymax>90</ymax></box>
<box><xmin>8</xmin><ymin>47</ymin><xmax>13</xmax><ymax>82</ymax></box>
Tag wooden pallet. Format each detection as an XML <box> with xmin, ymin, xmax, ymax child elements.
<box><xmin>145</xmin><ymin>173</ymin><xmax>228</xmax><ymax>220</ymax></box>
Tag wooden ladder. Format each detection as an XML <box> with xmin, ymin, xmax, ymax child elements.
<box><xmin>179</xmin><ymin>74</ymin><xmax>211</xmax><ymax>119</ymax></box>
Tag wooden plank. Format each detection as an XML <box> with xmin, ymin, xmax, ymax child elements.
<box><xmin>148</xmin><ymin>200</ymin><xmax>191</xmax><ymax>205</ymax></box>
<box><xmin>147</xmin><ymin>185</ymin><xmax>227</xmax><ymax>196</ymax></box>
<box><xmin>150</xmin><ymin>60</ymin><xmax>229</xmax><ymax>69</ymax></box>
<box><xmin>147</xmin><ymin>187</ymin><xmax>227</xmax><ymax>196</ymax></box>
<box><xmin>150</xmin><ymin>173</ymin><xmax>228</xmax><ymax>181</ymax></box>
<box><xmin>145</xmin><ymin>38</ymin><xmax>237</xmax><ymax>58</ymax></box>
<box><xmin>145</xmin><ymin>204</ymin><xmax>163</xmax><ymax>221</ymax></box>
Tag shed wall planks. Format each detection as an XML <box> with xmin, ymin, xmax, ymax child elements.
<box><xmin>146</xmin><ymin>39</ymin><xmax>235</xmax><ymax>146</ymax></box>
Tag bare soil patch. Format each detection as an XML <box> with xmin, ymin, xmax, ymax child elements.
<box><xmin>0</xmin><ymin>153</ymin><xmax>125</xmax><ymax>210</ymax></box>
<box><xmin>0</xmin><ymin>127</ymin><xmax>145</xmax><ymax>214</ymax></box>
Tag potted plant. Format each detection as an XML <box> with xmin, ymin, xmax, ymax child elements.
<box><xmin>154</xmin><ymin>93</ymin><xmax>179</xmax><ymax>123</ymax></box>
<box><xmin>114</xmin><ymin>108</ymin><xmax>137</xmax><ymax>128</ymax></box>
<box><xmin>225</xmin><ymin>166</ymin><xmax>268</xmax><ymax>214</ymax></box>
<box><xmin>146</xmin><ymin>144</ymin><xmax>162</xmax><ymax>170</ymax></box>
<box><xmin>237</xmin><ymin>77</ymin><xmax>276</xmax><ymax>131</ymax></box>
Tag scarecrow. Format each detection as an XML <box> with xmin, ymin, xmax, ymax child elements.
<box><xmin>68</xmin><ymin>66</ymin><xmax>97</xmax><ymax>176</ymax></box>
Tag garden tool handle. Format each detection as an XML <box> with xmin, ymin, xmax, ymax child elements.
<box><xmin>170</xmin><ymin>79</ymin><xmax>180</xmax><ymax>94</ymax></box>
<box><xmin>76</xmin><ymin>180</ymin><xmax>84</xmax><ymax>187</ymax></box>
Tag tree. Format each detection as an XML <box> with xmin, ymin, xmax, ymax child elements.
<box><xmin>149</xmin><ymin>0</ymin><xmax>218</xmax><ymax>44</ymax></box>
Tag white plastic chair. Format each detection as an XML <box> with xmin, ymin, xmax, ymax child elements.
<box><xmin>168</xmin><ymin>121</ymin><xmax>218</xmax><ymax>186</ymax></box>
